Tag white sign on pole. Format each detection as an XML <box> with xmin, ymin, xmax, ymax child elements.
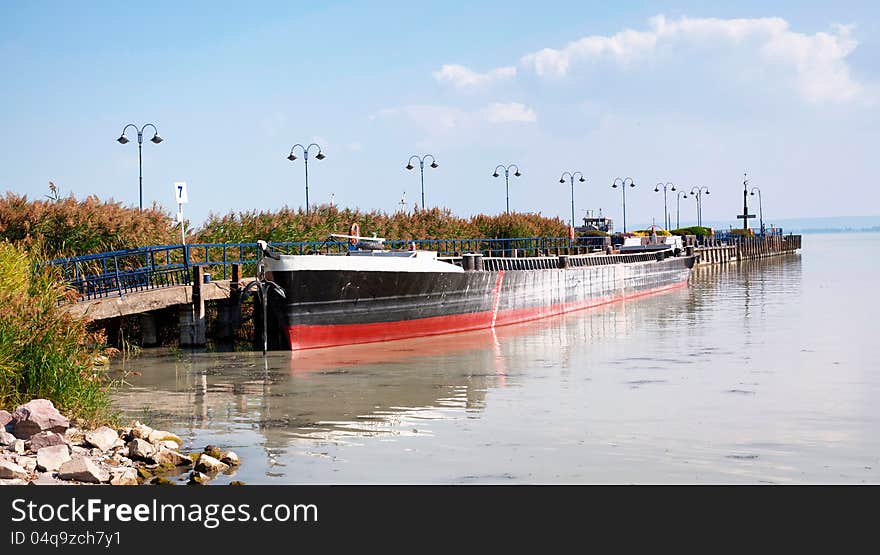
<box><xmin>174</xmin><ymin>181</ymin><xmax>189</xmax><ymax>204</ymax></box>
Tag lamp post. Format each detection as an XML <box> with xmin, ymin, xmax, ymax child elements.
<box><xmin>611</xmin><ymin>177</ymin><xmax>635</xmax><ymax>233</ymax></box>
<box><xmin>675</xmin><ymin>190</ymin><xmax>688</xmax><ymax>230</ymax></box>
<box><xmin>690</xmin><ymin>186</ymin><xmax>710</xmax><ymax>227</ymax></box>
<box><xmin>750</xmin><ymin>186</ymin><xmax>764</xmax><ymax>235</ymax></box>
<box><xmin>286</xmin><ymin>143</ymin><xmax>325</xmax><ymax>215</ymax></box>
<box><xmin>654</xmin><ymin>182</ymin><xmax>676</xmax><ymax>230</ymax></box>
<box><xmin>559</xmin><ymin>171</ymin><xmax>586</xmax><ymax>229</ymax></box>
<box><xmin>116</xmin><ymin>123</ymin><xmax>163</xmax><ymax>211</ymax></box>
<box><xmin>406</xmin><ymin>154</ymin><xmax>438</xmax><ymax>210</ymax></box>
<box><xmin>493</xmin><ymin>164</ymin><xmax>521</xmax><ymax>214</ymax></box>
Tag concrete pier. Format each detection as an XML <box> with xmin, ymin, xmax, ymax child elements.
<box><xmin>695</xmin><ymin>234</ymin><xmax>801</xmax><ymax>266</ymax></box>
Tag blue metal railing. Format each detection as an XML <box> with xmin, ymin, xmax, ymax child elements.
<box><xmin>48</xmin><ymin>236</ymin><xmax>610</xmax><ymax>302</ymax></box>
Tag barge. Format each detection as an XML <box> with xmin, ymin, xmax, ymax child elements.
<box><xmin>264</xmin><ymin>232</ymin><xmax>695</xmax><ymax>351</ymax></box>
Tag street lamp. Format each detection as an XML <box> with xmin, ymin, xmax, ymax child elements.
<box><xmin>117</xmin><ymin>123</ymin><xmax>163</xmax><ymax>211</ymax></box>
<box><xmin>611</xmin><ymin>177</ymin><xmax>636</xmax><ymax>233</ymax></box>
<box><xmin>286</xmin><ymin>143</ymin><xmax>325</xmax><ymax>215</ymax></box>
<box><xmin>675</xmin><ymin>190</ymin><xmax>688</xmax><ymax>230</ymax></box>
<box><xmin>493</xmin><ymin>164</ymin><xmax>521</xmax><ymax>214</ymax></box>
<box><xmin>406</xmin><ymin>154</ymin><xmax>438</xmax><ymax>210</ymax></box>
<box><xmin>559</xmin><ymin>171</ymin><xmax>586</xmax><ymax>229</ymax></box>
<box><xmin>654</xmin><ymin>182</ymin><xmax>676</xmax><ymax>230</ymax></box>
<box><xmin>689</xmin><ymin>186</ymin><xmax>710</xmax><ymax>227</ymax></box>
<box><xmin>750</xmin><ymin>186</ymin><xmax>764</xmax><ymax>235</ymax></box>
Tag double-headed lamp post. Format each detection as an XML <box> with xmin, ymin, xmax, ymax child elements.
<box><xmin>287</xmin><ymin>143</ymin><xmax>325</xmax><ymax>215</ymax></box>
<box><xmin>690</xmin><ymin>186</ymin><xmax>710</xmax><ymax>227</ymax></box>
<box><xmin>654</xmin><ymin>182</ymin><xmax>676</xmax><ymax>230</ymax></box>
<box><xmin>406</xmin><ymin>154</ymin><xmax>438</xmax><ymax>210</ymax></box>
<box><xmin>611</xmin><ymin>177</ymin><xmax>636</xmax><ymax>233</ymax></box>
<box><xmin>559</xmin><ymin>171</ymin><xmax>586</xmax><ymax>229</ymax></box>
<box><xmin>676</xmin><ymin>190</ymin><xmax>688</xmax><ymax>230</ymax></box>
<box><xmin>493</xmin><ymin>164</ymin><xmax>521</xmax><ymax>214</ymax></box>
<box><xmin>750</xmin><ymin>186</ymin><xmax>764</xmax><ymax>234</ymax></box>
<box><xmin>116</xmin><ymin>123</ymin><xmax>163</xmax><ymax>211</ymax></box>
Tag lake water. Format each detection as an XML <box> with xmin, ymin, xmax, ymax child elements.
<box><xmin>111</xmin><ymin>233</ymin><xmax>880</xmax><ymax>484</ymax></box>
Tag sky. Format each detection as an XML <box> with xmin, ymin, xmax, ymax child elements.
<box><xmin>2</xmin><ymin>1</ymin><xmax>879</xmax><ymax>231</ymax></box>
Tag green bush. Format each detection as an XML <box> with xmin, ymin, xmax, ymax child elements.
<box><xmin>669</xmin><ymin>226</ymin><xmax>713</xmax><ymax>237</ymax></box>
<box><xmin>0</xmin><ymin>242</ymin><xmax>112</xmax><ymax>422</ymax></box>
<box><xmin>728</xmin><ymin>228</ymin><xmax>754</xmax><ymax>236</ymax></box>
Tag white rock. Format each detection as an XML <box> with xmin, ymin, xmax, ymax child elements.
<box><xmin>152</xmin><ymin>447</ymin><xmax>192</xmax><ymax>467</ymax></box>
<box><xmin>57</xmin><ymin>457</ymin><xmax>110</xmax><ymax>483</ymax></box>
<box><xmin>26</xmin><ymin>431</ymin><xmax>67</xmax><ymax>451</ymax></box>
<box><xmin>160</xmin><ymin>440</ymin><xmax>181</xmax><ymax>450</ymax></box>
<box><xmin>111</xmin><ymin>453</ymin><xmax>133</xmax><ymax>466</ymax></box>
<box><xmin>0</xmin><ymin>430</ymin><xmax>16</xmax><ymax>446</ymax></box>
<box><xmin>30</xmin><ymin>473</ymin><xmax>67</xmax><ymax>485</ymax></box>
<box><xmin>0</xmin><ymin>410</ymin><xmax>12</xmax><ymax>429</ymax></box>
<box><xmin>8</xmin><ymin>439</ymin><xmax>25</xmax><ymax>455</ymax></box>
<box><xmin>15</xmin><ymin>455</ymin><xmax>37</xmax><ymax>472</ymax></box>
<box><xmin>109</xmin><ymin>467</ymin><xmax>138</xmax><ymax>486</ymax></box>
<box><xmin>11</xmin><ymin>399</ymin><xmax>69</xmax><ymax>439</ymax></box>
<box><xmin>64</xmin><ymin>427</ymin><xmax>85</xmax><ymax>446</ymax></box>
<box><xmin>128</xmin><ymin>438</ymin><xmax>155</xmax><ymax>460</ymax></box>
<box><xmin>0</xmin><ymin>460</ymin><xmax>29</xmax><ymax>480</ymax></box>
<box><xmin>220</xmin><ymin>451</ymin><xmax>240</xmax><ymax>466</ymax></box>
<box><xmin>36</xmin><ymin>445</ymin><xmax>72</xmax><ymax>472</ymax></box>
<box><xmin>148</xmin><ymin>430</ymin><xmax>183</xmax><ymax>446</ymax></box>
<box><xmin>84</xmin><ymin>426</ymin><xmax>119</xmax><ymax>452</ymax></box>
<box><xmin>187</xmin><ymin>471</ymin><xmax>210</xmax><ymax>485</ymax></box>
<box><xmin>194</xmin><ymin>454</ymin><xmax>229</xmax><ymax>474</ymax></box>
<box><xmin>0</xmin><ymin>478</ymin><xmax>29</xmax><ymax>485</ymax></box>
<box><xmin>130</xmin><ymin>421</ymin><xmax>154</xmax><ymax>440</ymax></box>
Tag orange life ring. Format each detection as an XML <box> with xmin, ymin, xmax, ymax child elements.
<box><xmin>349</xmin><ymin>222</ymin><xmax>360</xmax><ymax>244</ymax></box>
<box><xmin>568</xmin><ymin>225</ymin><xmax>575</xmax><ymax>241</ymax></box>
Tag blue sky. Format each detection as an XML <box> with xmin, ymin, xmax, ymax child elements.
<box><xmin>2</xmin><ymin>1</ymin><xmax>878</xmax><ymax>231</ymax></box>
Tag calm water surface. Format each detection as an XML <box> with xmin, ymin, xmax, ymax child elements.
<box><xmin>111</xmin><ymin>233</ymin><xmax>880</xmax><ymax>483</ymax></box>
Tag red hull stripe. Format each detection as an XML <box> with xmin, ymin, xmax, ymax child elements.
<box><xmin>287</xmin><ymin>280</ymin><xmax>687</xmax><ymax>351</ymax></box>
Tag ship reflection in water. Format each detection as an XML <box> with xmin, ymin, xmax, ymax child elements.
<box><xmin>111</xmin><ymin>281</ymin><xmax>666</xmax><ymax>483</ymax></box>
<box><xmin>111</xmin><ymin>239</ymin><xmax>880</xmax><ymax>483</ymax></box>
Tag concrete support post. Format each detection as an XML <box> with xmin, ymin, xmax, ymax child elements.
<box><xmin>180</xmin><ymin>266</ymin><xmax>206</xmax><ymax>347</ymax></box>
<box><xmin>473</xmin><ymin>254</ymin><xmax>484</xmax><ymax>271</ymax></box>
<box><xmin>140</xmin><ymin>313</ymin><xmax>158</xmax><ymax>347</ymax></box>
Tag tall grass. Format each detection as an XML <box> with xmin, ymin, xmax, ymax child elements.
<box><xmin>0</xmin><ymin>192</ymin><xmax>179</xmax><ymax>259</ymax></box>
<box><xmin>0</xmin><ymin>192</ymin><xmax>568</xmax><ymax>259</ymax></box>
<box><xmin>0</xmin><ymin>242</ymin><xmax>112</xmax><ymax>421</ymax></box>
<box><xmin>195</xmin><ymin>204</ymin><xmax>568</xmax><ymax>243</ymax></box>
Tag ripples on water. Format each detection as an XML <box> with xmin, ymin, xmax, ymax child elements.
<box><xmin>112</xmin><ymin>233</ymin><xmax>880</xmax><ymax>483</ymax></box>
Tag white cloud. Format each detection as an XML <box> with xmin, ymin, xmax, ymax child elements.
<box><xmin>371</xmin><ymin>102</ymin><xmax>537</xmax><ymax>142</ymax></box>
<box><xmin>484</xmin><ymin>102</ymin><xmax>537</xmax><ymax>123</ymax></box>
<box><xmin>375</xmin><ymin>102</ymin><xmax>537</xmax><ymax>129</ymax></box>
<box><xmin>432</xmin><ymin>63</ymin><xmax>517</xmax><ymax>90</ymax></box>
<box><xmin>515</xmin><ymin>15</ymin><xmax>864</xmax><ymax>104</ymax></box>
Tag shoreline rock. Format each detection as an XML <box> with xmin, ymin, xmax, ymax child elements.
<box><xmin>0</xmin><ymin>398</ymin><xmax>241</xmax><ymax>486</ymax></box>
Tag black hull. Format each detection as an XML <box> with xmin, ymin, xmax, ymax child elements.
<box><xmin>268</xmin><ymin>253</ymin><xmax>695</xmax><ymax>350</ymax></box>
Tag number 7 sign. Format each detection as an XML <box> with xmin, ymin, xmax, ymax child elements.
<box><xmin>174</xmin><ymin>182</ymin><xmax>189</xmax><ymax>204</ymax></box>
